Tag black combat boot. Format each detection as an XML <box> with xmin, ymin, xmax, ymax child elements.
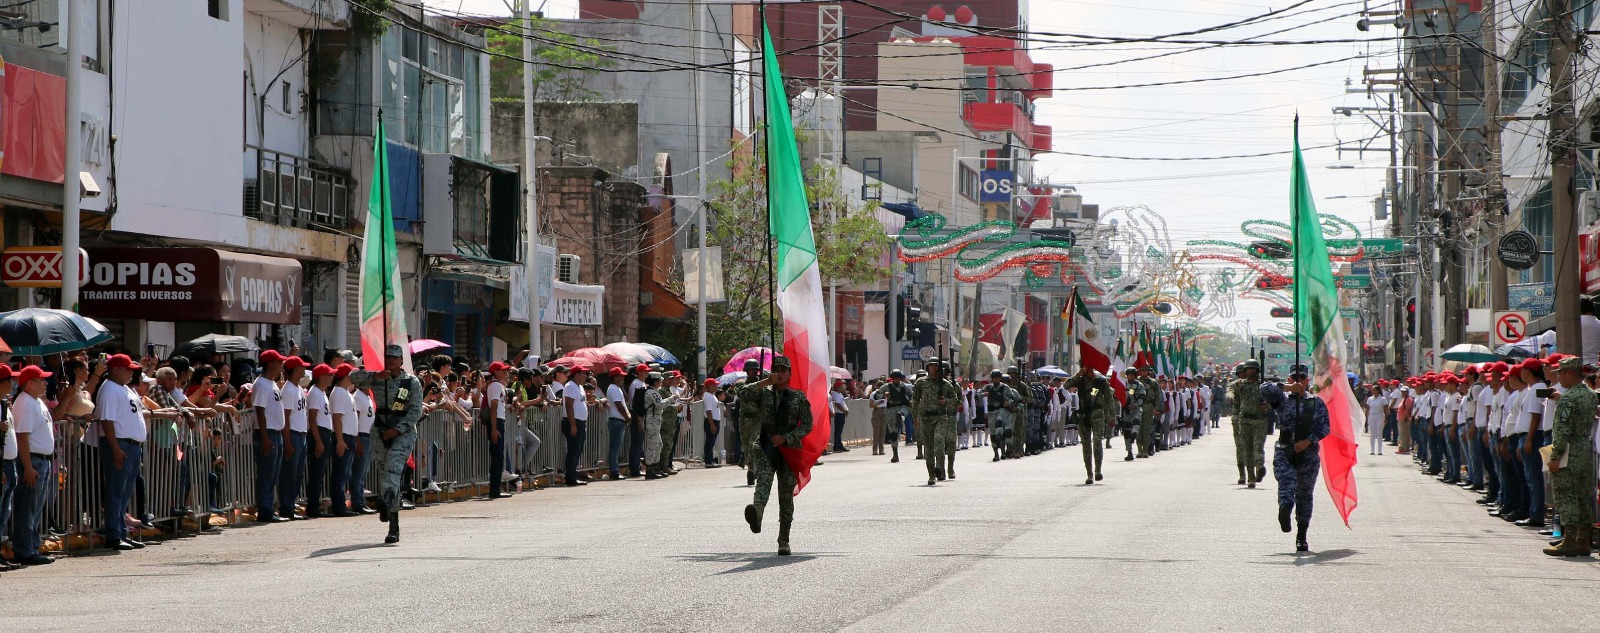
<box><xmin>777</xmin><ymin>521</ymin><xmax>792</xmax><ymax>556</ymax></box>
<box><xmin>890</xmin><ymin>438</ymin><xmax>900</xmax><ymax>463</ymax></box>
<box><xmin>946</xmin><ymin>452</ymin><xmax>956</xmax><ymax>480</ymax></box>
<box><xmin>745</xmin><ymin>503</ymin><xmax>763</xmax><ymax>534</ymax></box>
<box><xmin>1278</xmin><ymin>505</ymin><xmax>1292</xmax><ymax>533</ymax></box>
<box><xmin>1237</xmin><ymin>465</ymin><xmax>1246</xmax><ymax>486</ymax></box>
<box><xmin>384</xmin><ymin>512</ymin><xmax>400</xmax><ymax>544</ymax></box>
<box><xmin>1295</xmin><ymin>521</ymin><xmax>1309</xmax><ymax>553</ymax></box>
<box><xmin>936</xmin><ymin>454</ymin><xmax>947</xmax><ymax>481</ymax></box>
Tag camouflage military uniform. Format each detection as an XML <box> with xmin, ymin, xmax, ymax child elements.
<box><xmin>741</xmin><ymin>382</ymin><xmax>813</xmax><ymax>528</ymax></box>
<box><xmin>366</xmin><ymin>368</ymin><xmax>423</xmax><ymax>526</ymax></box>
<box><xmin>1229</xmin><ymin>377</ymin><xmax>1268</xmax><ymax>484</ymax></box>
<box><xmin>1026</xmin><ymin>381</ymin><xmax>1049</xmax><ymax>454</ymax></box>
<box><xmin>1065</xmin><ymin>371</ymin><xmax>1116</xmax><ymax>482</ymax></box>
<box><xmin>1137</xmin><ymin>376</ymin><xmax>1162</xmax><ymax>457</ymax></box>
<box><xmin>1549</xmin><ymin>381</ymin><xmax>1597</xmax><ymax>537</ymax></box>
<box><xmin>983</xmin><ymin>381</ymin><xmax>1023</xmax><ymax>460</ymax></box>
<box><xmin>657</xmin><ymin>387</ymin><xmax>681</xmax><ymax>473</ymax></box>
<box><xmin>1008</xmin><ymin>379</ymin><xmax>1029</xmax><ymax>457</ymax></box>
<box><xmin>912</xmin><ymin>376</ymin><xmax>960</xmax><ymax>482</ymax></box>
<box><xmin>1121</xmin><ymin>377</ymin><xmax>1146</xmax><ymax>458</ymax></box>
<box><xmin>1273</xmin><ymin>390</ymin><xmax>1329</xmax><ymax>531</ymax></box>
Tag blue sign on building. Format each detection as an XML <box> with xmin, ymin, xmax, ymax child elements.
<box><xmin>1508</xmin><ymin>282</ymin><xmax>1555</xmax><ymax>319</ymax></box>
<box><xmin>979</xmin><ymin>170</ymin><xmax>1013</xmax><ymax>203</ymax></box>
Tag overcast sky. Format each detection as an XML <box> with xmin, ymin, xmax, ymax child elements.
<box><xmin>429</xmin><ymin>0</ymin><xmax>1392</xmax><ymax>337</ymax></box>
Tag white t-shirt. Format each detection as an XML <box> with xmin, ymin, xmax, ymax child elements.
<box><xmin>629</xmin><ymin>378</ymin><xmax>647</xmax><ymax>406</ymax></box>
<box><xmin>1365</xmin><ymin>395</ymin><xmax>1387</xmax><ymax>430</ymax></box>
<box><xmin>606</xmin><ymin>384</ymin><xmax>628</xmax><ymax>419</ymax></box>
<box><xmin>1505</xmin><ymin>388</ymin><xmax>1529</xmax><ymax>434</ymax></box>
<box><xmin>12</xmin><ymin>392</ymin><xmax>54</xmax><ymax>455</ymax></box>
<box><xmin>1541</xmin><ymin>383</ymin><xmax>1562</xmax><ymax>433</ymax></box>
<box><xmin>95</xmin><ymin>380</ymin><xmax>147</xmax><ymax>443</ymax></box>
<box><xmin>308</xmin><ymin>385</ymin><xmax>332</xmax><ymax>430</ymax></box>
<box><xmin>563</xmin><ymin>382</ymin><xmax>589</xmax><ymax>421</ymax></box>
<box><xmin>282</xmin><ymin>382</ymin><xmax>308</xmax><ymax>432</ymax></box>
<box><xmin>353</xmin><ymin>389</ymin><xmax>376</xmax><ymax>434</ymax></box>
<box><xmin>1471</xmin><ymin>384</ymin><xmax>1491</xmax><ymax>428</ymax></box>
<box><xmin>1491</xmin><ymin>388</ymin><xmax>1509</xmax><ymax>434</ymax></box>
<box><xmin>704</xmin><ymin>392</ymin><xmax>722</xmax><ymax>422</ymax></box>
<box><xmin>330</xmin><ymin>386</ymin><xmax>355</xmax><ymax>435</ymax></box>
<box><xmin>1522</xmin><ymin>382</ymin><xmax>1548</xmax><ymax>434</ymax></box>
<box><xmin>252</xmin><ymin>376</ymin><xmax>285</xmax><ymax>431</ymax></box>
<box><xmin>546</xmin><ymin>381</ymin><xmax>565</xmax><ymax>405</ymax></box>
<box><xmin>487</xmin><ymin>381</ymin><xmax>507</xmax><ymax>420</ymax></box>
<box><xmin>830</xmin><ymin>390</ymin><xmax>847</xmax><ymax>414</ymax></box>
<box><xmin>2</xmin><ymin>403</ymin><xmax>15</xmax><ymax>460</ymax></box>
<box><xmin>1582</xmin><ymin>314</ymin><xmax>1600</xmax><ymax>364</ymax></box>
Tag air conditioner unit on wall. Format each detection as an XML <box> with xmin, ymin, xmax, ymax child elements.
<box><xmin>558</xmin><ymin>254</ymin><xmax>582</xmax><ymax>283</ymax></box>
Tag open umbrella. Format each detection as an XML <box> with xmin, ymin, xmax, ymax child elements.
<box><xmin>717</xmin><ymin>371</ymin><xmax>747</xmax><ymax>386</ymax></box>
<box><xmin>546</xmin><ymin>347</ymin><xmax>628</xmax><ymax>373</ymax></box>
<box><xmin>636</xmin><ymin>343</ymin><xmax>680</xmax><ymax>367</ymax></box>
<box><xmin>828</xmin><ymin>366</ymin><xmax>852</xmax><ymax>380</ymax></box>
<box><xmin>602</xmin><ymin>342</ymin><xmax>655</xmax><ymax>366</ymax></box>
<box><xmin>0</xmin><ymin>308</ymin><xmax>113</xmax><ymax>355</ymax></box>
<box><xmin>409</xmin><ymin>339</ymin><xmax>451</xmax><ymax>355</ymax></box>
<box><xmin>723</xmin><ymin>346</ymin><xmax>775</xmax><ymax>374</ymax></box>
<box><xmin>172</xmin><ymin>334</ymin><xmax>259</xmax><ymax>360</ymax></box>
<box><xmin>1035</xmin><ymin>365</ymin><xmax>1071</xmax><ymax>378</ymax></box>
<box><xmin>1440</xmin><ymin>343</ymin><xmax>1499</xmax><ymax>363</ymax></box>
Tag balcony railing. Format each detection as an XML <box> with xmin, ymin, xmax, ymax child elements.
<box><xmin>245</xmin><ymin>145</ymin><xmax>352</xmax><ymax>231</ymax></box>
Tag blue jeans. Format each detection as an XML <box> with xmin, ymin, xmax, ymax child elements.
<box><xmin>1413</xmin><ymin>418</ymin><xmax>1429</xmax><ymax>462</ymax></box>
<box><xmin>703</xmin><ymin>420</ymin><xmax>720</xmax><ymax>465</ymax></box>
<box><xmin>326</xmin><ymin>433</ymin><xmax>357</xmax><ymax>512</ymax></box>
<box><xmin>563</xmin><ymin>419</ymin><xmax>587</xmax><ymax>481</ymax></box>
<box><xmin>100</xmin><ymin>438</ymin><xmax>144</xmax><ymax>544</ymax></box>
<box><xmin>306</xmin><ymin>428</ymin><xmax>335</xmax><ymax>513</ymax></box>
<box><xmin>1479</xmin><ymin>436</ymin><xmax>1499</xmax><ymax>500</ymax></box>
<box><xmin>0</xmin><ymin>458</ymin><xmax>16</xmax><ymax>543</ymax></box>
<box><xmin>606</xmin><ymin>417</ymin><xmax>626</xmax><ymax>478</ymax></box>
<box><xmin>255</xmin><ymin>432</ymin><xmax>283</xmax><ymax>518</ymax></box>
<box><xmin>627</xmin><ymin>418</ymin><xmax>646</xmax><ymax>475</ymax></box>
<box><xmin>1520</xmin><ymin>433</ymin><xmax>1547</xmax><ymax>520</ymax></box>
<box><xmin>1442</xmin><ymin>426</ymin><xmax>1460</xmax><ymax>481</ymax></box>
<box><xmin>1384</xmin><ymin>410</ymin><xmax>1398</xmax><ymax>442</ymax></box>
<box><xmin>1500</xmin><ymin>435</ymin><xmax>1525</xmax><ymax>515</ymax></box>
<box><xmin>489</xmin><ymin>419</ymin><xmax>508</xmax><ymax>493</ymax></box>
<box><xmin>1427</xmin><ymin>424</ymin><xmax>1445</xmax><ymax>473</ymax></box>
<box><xmin>348</xmin><ymin>433</ymin><xmax>372</xmax><ymax>510</ymax></box>
<box><xmin>278</xmin><ymin>431</ymin><xmax>308</xmax><ymax>518</ymax></box>
<box><xmin>10</xmin><ymin>456</ymin><xmax>53</xmax><ymax>557</ymax></box>
<box><xmin>832</xmin><ymin>412</ymin><xmax>847</xmax><ymax>450</ymax></box>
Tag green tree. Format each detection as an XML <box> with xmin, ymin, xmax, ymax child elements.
<box><xmin>696</xmin><ymin>138</ymin><xmax>896</xmax><ymax>369</ymax></box>
<box><xmin>486</xmin><ymin>17</ymin><xmax>613</xmax><ymax>102</ymax></box>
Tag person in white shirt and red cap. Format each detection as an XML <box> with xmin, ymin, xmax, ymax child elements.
<box><xmin>303</xmin><ymin>363</ymin><xmax>337</xmax><ymax>517</ymax></box>
<box><xmin>93</xmin><ymin>354</ymin><xmax>147</xmax><ymax>550</ymax></box>
<box><xmin>8</xmin><ymin>365</ymin><xmax>59</xmax><ymax>565</ymax></box>
<box><xmin>252</xmin><ymin>350</ymin><xmax>288</xmax><ymax>523</ymax></box>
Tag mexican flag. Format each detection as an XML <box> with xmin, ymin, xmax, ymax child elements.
<box><xmin>762</xmin><ymin>25</ymin><xmax>828</xmax><ymax>493</ymax></box>
<box><xmin>1069</xmin><ymin>287</ymin><xmax>1111</xmax><ymax>374</ymax></box>
<box><xmin>1109</xmin><ymin>336</ymin><xmax>1128</xmax><ymax>405</ymax></box>
<box><xmin>358</xmin><ymin>118</ymin><xmax>411</xmax><ymax>372</ymax></box>
<box><xmin>1290</xmin><ymin>118</ymin><xmax>1359</xmax><ymax>527</ymax></box>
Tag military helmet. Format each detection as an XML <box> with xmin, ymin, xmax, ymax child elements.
<box><xmin>889</xmin><ymin>369</ymin><xmax>905</xmax><ymax>379</ymax></box>
<box><xmin>1236</xmin><ymin>359</ymin><xmax>1261</xmax><ymax>374</ymax></box>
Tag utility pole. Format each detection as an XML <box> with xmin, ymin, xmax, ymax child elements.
<box><xmin>1548</xmin><ymin>0</ymin><xmax>1582</xmax><ymax>355</ymax></box>
<box><xmin>1484</xmin><ymin>0</ymin><xmax>1509</xmax><ymax>313</ymax></box>
<box><xmin>693</xmin><ymin>0</ymin><xmax>709</xmax><ymax>380</ymax></box>
<box><xmin>61</xmin><ymin>0</ymin><xmax>83</xmax><ymax>311</ymax></box>
<box><xmin>521</xmin><ymin>0</ymin><xmax>542</xmax><ymax>362</ymax></box>
<box><xmin>1439</xmin><ymin>29</ymin><xmax>1465</xmax><ymax>347</ymax></box>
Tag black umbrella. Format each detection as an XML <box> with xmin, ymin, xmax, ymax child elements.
<box><xmin>172</xmin><ymin>334</ymin><xmax>260</xmax><ymax>360</ymax></box>
<box><xmin>0</xmin><ymin>308</ymin><xmax>113</xmax><ymax>355</ymax></box>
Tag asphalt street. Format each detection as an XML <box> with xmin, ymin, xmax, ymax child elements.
<box><xmin>10</xmin><ymin>421</ymin><xmax>1600</xmax><ymax>632</ymax></box>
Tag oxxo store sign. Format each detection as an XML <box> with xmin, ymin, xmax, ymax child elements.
<box><xmin>81</xmin><ymin>248</ymin><xmax>302</xmax><ymax>324</ymax></box>
<box><xmin>1</xmin><ymin>247</ymin><xmax>89</xmax><ymax>287</ymax></box>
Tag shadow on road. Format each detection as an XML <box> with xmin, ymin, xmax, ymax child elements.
<box><xmin>307</xmin><ymin>543</ymin><xmax>396</xmax><ymax>558</ymax></box>
<box><xmin>1251</xmin><ymin>548</ymin><xmax>1362</xmax><ymax>566</ymax></box>
<box><xmin>670</xmin><ymin>552</ymin><xmax>837</xmax><ymax>575</ymax></box>
<box><xmin>919</xmin><ymin>553</ymin><xmax>1194</xmax><ymax>564</ymax></box>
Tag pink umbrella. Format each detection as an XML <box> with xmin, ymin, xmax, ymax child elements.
<box><xmin>409</xmin><ymin>339</ymin><xmax>450</xmax><ymax>355</ymax></box>
<box><xmin>723</xmin><ymin>346</ymin><xmax>775</xmax><ymax>375</ymax></box>
<box><xmin>828</xmin><ymin>366</ymin><xmax>852</xmax><ymax>380</ymax></box>
<box><xmin>547</xmin><ymin>347</ymin><xmax>628</xmax><ymax>373</ymax></box>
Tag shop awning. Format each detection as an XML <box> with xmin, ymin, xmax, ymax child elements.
<box><xmin>80</xmin><ymin>248</ymin><xmax>302</xmax><ymax>325</ymax></box>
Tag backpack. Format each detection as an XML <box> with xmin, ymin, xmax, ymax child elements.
<box><xmin>887</xmin><ymin>382</ymin><xmax>910</xmax><ymax>407</ymax></box>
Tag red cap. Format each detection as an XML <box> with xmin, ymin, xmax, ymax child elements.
<box><xmin>489</xmin><ymin>361</ymin><xmax>510</xmax><ymax>373</ymax></box>
<box><xmin>312</xmin><ymin>363</ymin><xmax>335</xmax><ymax>379</ymax></box>
<box><xmin>1544</xmin><ymin>353</ymin><xmax>1566</xmax><ymax>366</ymax></box>
<box><xmin>571</xmin><ymin>365</ymin><xmax>590</xmax><ymax>374</ymax></box>
<box><xmin>105</xmin><ymin>354</ymin><xmax>138</xmax><ymax>370</ymax></box>
<box><xmin>284</xmin><ymin>356</ymin><xmax>307</xmax><ymax>372</ymax></box>
<box><xmin>0</xmin><ymin>364</ymin><xmax>13</xmax><ymax>380</ymax></box>
<box><xmin>18</xmin><ymin>365</ymin><xmax>51</xmax><ymax>383</ymax></box>
<box><xmin>1462</xmin><ymin>365</ymin><xmax>1479</xmax><ymax>375</ymax></box>
<box><xmin>635</xmin><ymin>363</ymin><xmax>650</xmax><ymax>373</ymax></box>
<box><xmin>608</xmin><ymin>367</ymin><xmax>625</xmax><ymax>377</ymax></box>
<box><xmin>334</xmin><ymin>365</ymin><xmax>355</xmax><ymax>381</ymax></box>
<box><xmin>704</xmin><ymin>378</ymin><xmax>718</xmax><ymax>388</ymax></box>
<box><xmin>669</xmin><ymin>370</ymin><xmax>682</xmax><ymax>378</ymax></box>
<box><xmin>1518</xmin><ymin>358</ymin><xmax>1545</xmax><ymax>374</ymax></box>
<box><xmin>260</xmin><ymin>350</ymin><xmax>285</xmax><ymax>364</ymax></box>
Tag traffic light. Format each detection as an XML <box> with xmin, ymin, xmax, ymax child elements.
<box><xmin>1248</xmin><ymin>241</ymin><xmax>1291</xmax><ymax>259</ymax></box>
<box><xmin>1269</xmin><ymin>307</ymin><xmax>1294</xmax><ymax>318</ymax></box>
<box><xmin>1265</xmin><ymin>336</ymin><xmax>1286</xmax><ymax>344</ymax></box>
<box><xmin>906</xmin><ymin>305</ymin><xmax>924</xmax><ymax>340</ymax></box>
<box><xmin>1405</xmin><ymin>297</ymin><xmax>1416</xmax><ymax>333</ymax></box>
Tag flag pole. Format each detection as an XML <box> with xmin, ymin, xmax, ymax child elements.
<box><xmin>761</xmin><ymin>1</ymin><xmax>776</xmax><ymax>372</ymax></box>
<box><xmin>378</xmin><ymin>110</ymin><xmax>390</xmax><ymax>359</ymax></box>
<box><xmin>1292</xmin><ymin>114</ymin><xmax>1302</xmax><ymax>376</ymax></box>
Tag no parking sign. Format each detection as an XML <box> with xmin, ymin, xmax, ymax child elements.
<box><xmin>1492</xmin><ymin>311</ymin><xmax>1530</xmax><ymax>347</ymax></box>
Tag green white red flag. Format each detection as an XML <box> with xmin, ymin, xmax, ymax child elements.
<box><xmin>1290</xmin><ymin>117</ymin><xmax>1359</xmax><ymax>527</ymax></box>
<box><xmin>762</xmin><ymin>24</ymin><xmax>828</xmax><ymax>492</ymax></box>
<box><xmin>358</xmin><ymin>118</ymin><xmax>411</xmax><ymax>372</ymax></box>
